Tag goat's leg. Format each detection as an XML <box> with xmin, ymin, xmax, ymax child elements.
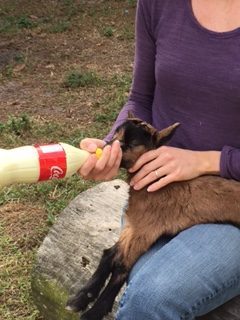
<box><xmin>80</xmin><ymin>226</ymin><xmax>164</xmax><ymax>320</ymax></box>
<box><xmin>66</xmin><ymin>244</ymin><xmax>117</xmax><ymax>313</ymax></box>
<box><xmin>117</xmin><ymin>225</ymin><xmax>163</xmax><ymax>269</ymax></box>
<box><xmin>80</xmin><ymin>262</ymin><xmax>128</xmax><ymax>320</ymax></box>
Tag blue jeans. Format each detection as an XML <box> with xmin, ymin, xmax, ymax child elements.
<box><xmin>116</xmin><ymin>224</ymin><xmax>240</xmax><ymax>320</ymax></box>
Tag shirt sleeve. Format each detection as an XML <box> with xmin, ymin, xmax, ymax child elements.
<box><xmin>104</xmin><ymin>0</ymin><xmax>156</xmax><ymax>142</ymax></box>
<box><xmin>220</xmin><ymin>146</ymin><xmax>240</xmax><ymax>181</ymax></box>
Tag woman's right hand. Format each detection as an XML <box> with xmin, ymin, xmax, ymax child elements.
<box><xmin>79</xmin><ymin>138</ymin><xmax>122</xmax><ymax>181</ymax></box>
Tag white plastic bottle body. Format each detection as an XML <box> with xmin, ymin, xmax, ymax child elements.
<box><xmin>0</xmin><ymin>146</ymin><xmax>40</xmax><ymax>187</ymax></box>
<box><xmin>0</xmin><ymin>143</ymin><xmax>91</xmax><ymax>188</ymax></box>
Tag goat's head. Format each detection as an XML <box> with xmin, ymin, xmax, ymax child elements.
<box><xmin>110</xmin><ymin>112</ymin><xmax>180</xmax><ymax>169</ymax></box>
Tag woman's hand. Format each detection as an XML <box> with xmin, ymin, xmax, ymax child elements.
<box><xmin>129</xmin><ymin>146</ymin><xmax>220</xmax><ymax>192</ymax></box>
<box><xmin>79</xmin><ymin>138</ymin><xmax>122</xmax><ymax>181</ymax></box>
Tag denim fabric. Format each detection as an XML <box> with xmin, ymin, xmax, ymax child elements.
<box><xmin>116</xmin><ymin>224</ymin><xmax>240</xmax><ymax>320</ymax></box>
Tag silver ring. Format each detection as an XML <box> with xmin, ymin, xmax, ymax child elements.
<box><xmin>155</xmin><ymin>170</ymin><xmax>159</xmax><ymax>178</ymax></box>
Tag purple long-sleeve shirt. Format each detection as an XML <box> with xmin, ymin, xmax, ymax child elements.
<box><xmin>105</xmin><ymin>0</ymin><xmax>240</xmax><ymax>180</ymax></box>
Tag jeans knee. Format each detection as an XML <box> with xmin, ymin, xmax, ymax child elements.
<box><xmin>116</xmin><ymin>278</ymin><xmax>193</xmax><ymax>320</ymax></box>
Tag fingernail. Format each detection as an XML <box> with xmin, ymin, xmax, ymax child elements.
<box><xmin>89</xmin><ymin>143</ymin><xmax>97</xmax><ymax>152</ymax></box>
<box><xmin>147</xmin><ymin>186</ymin><xmax>153</xmax><ymax>192</ymax></box>
<box><xmin>130</xmin><ymin>180</ymin><xmax>134</xmax><ymax>186</ymax></box>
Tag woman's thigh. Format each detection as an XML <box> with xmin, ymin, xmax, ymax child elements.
<box><xmin>116</xmin><ymin>223</ymin><xmax>240</xmax><ymax>320</ymax></box>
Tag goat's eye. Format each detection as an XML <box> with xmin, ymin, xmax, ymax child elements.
<box><xmin>129</xmin><ymin>140</ymin><xmax>140</xmax><ymax>147</ymax></box>
<box><xmin>129</xmin><ymin>144</ymin><xmax>138</xmax><ymax>148</ymax></box>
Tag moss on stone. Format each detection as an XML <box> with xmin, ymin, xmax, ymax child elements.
<box><xmin>31</xmin><ymin>272</ymin><xmax>78</xmax><ymax>320</ymax></box>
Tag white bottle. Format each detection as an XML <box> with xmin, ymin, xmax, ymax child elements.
<box><xmin>0</xmin><ymin>143</ymin><xmax>102</xmax><ymax>188</ymax></box>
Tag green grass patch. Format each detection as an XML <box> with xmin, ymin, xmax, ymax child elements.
<box><xmin>2</xmin><ymin>114</ymin><xmax>31</xmax><ymax>135</ymax></box>
<box><xmin>17</xmin><ymin>16</ymin><xmax>35</xmax><ymax>29</ymax></box>
<box><xmin>127</xmin><ymin>0</ymin><xmax>137</xmax><ymax>7</ymax></box>
<box><xmin>0</xmin><ymin>0</ymin><xmax>82</xmax><ymax>34</ymax></box>
<box><xmin>102</xmin><ymin>26</ymin><xmax>114</xmax><ymax>37</ymax></box>
<box><xmin>0</xmin><ymin>65</ymin><xmax>13</xmax><ymax>80</ymax></box>
<box><xmin>0</xmin><ymin>51</ymin><xmax>26</xmax><ymax>82</ymax></box>
<box><xmin>0</xmin><ymin>15</ymin><xmax>37</xmax><ymax>34</ymax></box>
<box><xmin>63</xmin><ymin>70</ymin><xmax>99</xmax><ymax>88</ymax></box>
<box><xmin>0</xmin><ymin>228</ymin><xmax>40</xmax><ymax>320</ymax></box>
<box><xmin>0</xmin><ymin>114</ymin><xmax>32</xmax><ymax>145</ymax></box>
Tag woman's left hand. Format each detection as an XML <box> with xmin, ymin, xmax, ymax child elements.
<box><xmin>129</xmin><ymin>146</ymin><xmax>220</xmax><ymax>192</ymax></box>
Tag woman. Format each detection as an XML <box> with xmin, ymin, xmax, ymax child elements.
<box><xmin>79</xmin><ymin>0</ymin><xmax>240</xmax><ymax>318</ymax></box>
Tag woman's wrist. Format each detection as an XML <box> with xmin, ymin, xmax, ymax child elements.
<box><xmin>197</xmin><ymin>151</ymin><xmax>221</xmax><ymax>176</ymax></box>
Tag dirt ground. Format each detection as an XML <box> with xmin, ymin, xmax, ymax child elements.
<box><xmin>0</xmin><ymin>0</ymin><xmax>135</xmax><ymax>124</ymax></box>
<box><xmin>0</xmin><ymin>0</ymin><xmax>136</xmax><ymax>244</ymax></box>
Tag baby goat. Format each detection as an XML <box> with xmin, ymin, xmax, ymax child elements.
<box><xmin>66</xmin><ymin>115</ymin><xmax>240</xmax><ymax>320</ymax></box>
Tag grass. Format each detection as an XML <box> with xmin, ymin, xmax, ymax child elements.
<box><xmin>118</xmin><ymin>26</ymin><xmax>134</xmax><ymax>40</ymax></box>
<box><xmin>0</xmin><ymin>223</ymin><xmax>39</xmax><ymax>320</ymax></box>
<box><xmin>102</xmin><ymin>26</ymin><xmax>114</xmax><ymax>37</ymax></box>
<box><xmin>95</xmin><ymin>74</ymin><xmax>132</xmax><ymax>124</ymax></box>
<box><xmin>0</xmin><ymin>69</ymin><xmax>131</xmax><ymax>318</ymax></box>
<box><xmin>2</xmin><ymin>114</ymin><xmax>31</xmax><ymax>135</ymax></box>
<box><xmin>0</xmin><ymin>16</ymin><xmax>72</xmax><ymax>35</ymax></box>
<box><xmin>0</xmin><ymin>15</ymin><xmax>36</xmax><ymax>34</ymax></box>
<box><xmin>0</xmin><ymin>0</ymin><xmax>135</xmax><ymax>318</ymax></box>
<box><xmin>63</xmin><ymin>70</ymin><xmax>99</xmax><ymax>88</ymax></box>
<box><xmin>0</xmin><ymin>2</ymin><xmax>76</xmax><ymax>35</ymax></box>
<box><xmin>127</xmin><ymin>0</ymin><xmax>137</xmax><ymax>7</ymax></box>
<box><xmin>48</xmin><ymin>20</ymin><xmax>71</xmax><ymax>33</ymax></box>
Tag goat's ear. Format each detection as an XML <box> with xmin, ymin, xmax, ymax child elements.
<box><xmin>127</xmin><ymin>111</ymin><xmax>135</xmax><ymax>119</ymax></box>
<box><xmin>155</xmin><ymin>122</ymin><xmax>180</xmax><ymax>146</ymax></box>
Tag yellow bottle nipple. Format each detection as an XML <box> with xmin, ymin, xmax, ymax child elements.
<box><xmin>95</xmin><ymin>148</ymin><xmax>103</xmax><ymax>159</ymax></box>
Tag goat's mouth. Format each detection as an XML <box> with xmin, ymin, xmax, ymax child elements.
<box><xmin>105</xmin><ymin>140</ymin><xmax>133</xmax><ymax>169</ymax></box>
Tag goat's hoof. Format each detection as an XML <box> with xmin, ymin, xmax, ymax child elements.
<box><xmin>80</xmin><ymin>309</ymin><xmax>103</xmax><ymax>320</ymax></box>
<box><xmin>66</xmin><ymin>291</ymin><xmax>91</xmax><ymax>312</ymax></box>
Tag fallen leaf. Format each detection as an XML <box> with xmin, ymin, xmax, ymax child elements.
<box><xmin>13</xmin><ymin>64</ymin><xmax>26</xmax><ymax>73</ymax></box>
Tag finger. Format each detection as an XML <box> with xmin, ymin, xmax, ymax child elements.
<box><xmin>80</xmin><ymin>138</ymin><xmax>106</xmax><ymax>152</ymax></box>
<box><xmin>133</xmin><ymin>165</ymin><xmax>170</xmax><ymax>190</ymax></box>
<box><xmin>129</xmin><ymin>149</ymin><xmax>159</xmax><ymax>173</ymax></box>
<box><xmin>147</xmin><ymin>174</ymin><xmax>175</xmax><ymax>192</ymax></box>
<box><xmin>90</xmin><ymin>145</ymin><xmax>122</xmax><ymax>181</ymax></box>
<box><xmin>95</xmin><ymin>145</ymin><xmax>111</xmax><ymax>172</ymax></box>
<box><xmin>79</xmin><ymin>154</ymin><xmax>97</xmax><ymax>178</ymax></box>
<box><xmin>130</xmin><ymin>157</ymin><xmax>165</xmax><ymax>185</ymax></box>
<box><xmin>106</xmin><ymin>140</ymin><xmax>121</xmax><ymax>169</ymax></box>
<box><xmin>104</xmin><ymin>147</ymin><xmax>122</xmax><ymax>180</ymax></box>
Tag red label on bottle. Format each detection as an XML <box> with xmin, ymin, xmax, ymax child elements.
<box><xmin>34</xmin><ymin>144</ymin><xmax>67</xmax><ymax>181</ymax></box>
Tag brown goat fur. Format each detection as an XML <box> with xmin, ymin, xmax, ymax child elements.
<box><xmin>67</xmin><ymin>114</ymin><xmax>240</xmax><ymax>320</ymax></box>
